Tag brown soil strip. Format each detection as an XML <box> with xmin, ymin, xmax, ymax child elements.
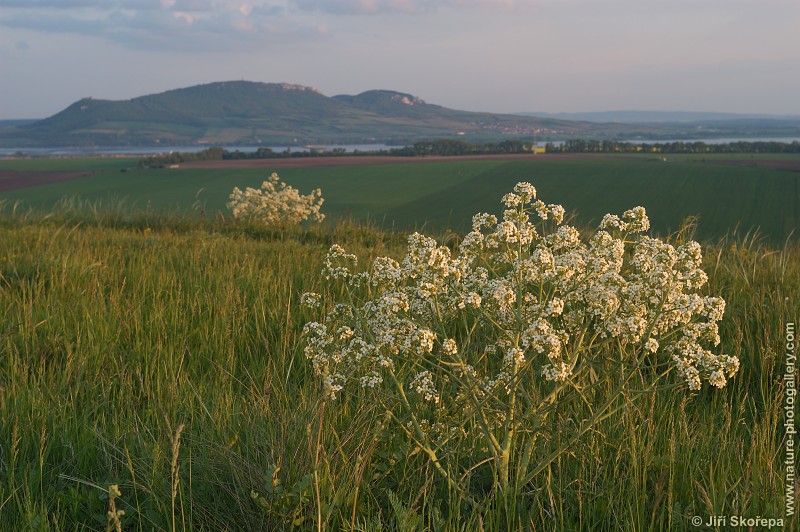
<box><xmin>0</xmin><ymin>170</ymin><xmax>92</xmax><ymax>192</ymax></box>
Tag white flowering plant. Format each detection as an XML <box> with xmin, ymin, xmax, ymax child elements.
<box><xmin>227</xmin><ymin>172</ymin><xmax>324</xmax><ymax>226</ymax></box>
<box><xmin>301</xmin><ymin>182</ymin><xmax>738</xmax><ymax>505</ymax></box>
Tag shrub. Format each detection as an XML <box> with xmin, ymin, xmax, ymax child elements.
<box><xmin>301</xmin><ymin>182</ymin><xmax>738</xmax><ymax>513</ymax></box>
<box><xmin>227</xmin><ymin>173</ymin><xmax>324</xmax><ymax>226</ymax></box>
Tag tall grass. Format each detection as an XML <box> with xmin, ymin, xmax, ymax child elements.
<box><xmin>0</xmin><ymin>206</ymin><xmax>797</xmax><ymax>530</ymax></box>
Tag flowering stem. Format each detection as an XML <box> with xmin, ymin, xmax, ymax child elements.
<box><xmin>520</xmin><ymin>363</ymin><xmax>640</xmax><ymax>486</ymax></box>
<box><xmin>384</xmin><ymin>369</ymin><xmax>484</xmax><ymax>509</ymax></box>
<box><xmin>451</xmin><ymin>353</ymin><xmax>502</xmax><ymax>457</ymax></box>
<box><xmin>313</xmin><ymin>398</ymin><xmax>326</xmax><ymax>532</ymax></box>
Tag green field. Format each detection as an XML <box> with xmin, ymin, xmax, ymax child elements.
<box><xmin>2</xmin><ymin>153</ymin><xmax>798</xmax><ymax>242</ymax></box>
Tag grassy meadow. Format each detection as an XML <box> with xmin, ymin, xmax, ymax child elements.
<box><xmin>0</xmin><ymin>154</ymin><xmax>798</xmax><ymax>529</ymax></box>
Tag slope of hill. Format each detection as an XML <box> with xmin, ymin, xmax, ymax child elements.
<box><xmin>519</xmin><ymin>111</ymin><xmax>800</xmax><ymax>139</ymax></box>
<box><xmin>519</xmin><ymin>110</ymin><xmax>800</xmax><ymax>123</ymax></box>
<box><xmin>0</xmin><ymin>81</ymin><xmax>624</xmax><ymax>148</ymax></box>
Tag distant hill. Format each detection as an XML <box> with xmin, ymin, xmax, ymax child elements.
<box><xmin>516</xmin><ymin>110</ymin><xmax>800</xmax><ymax>141</ymax></box>
<box><xmin>0</xmin><ymin>81</ymin><xmax>631</xmax><ymax>148</ymax></box>
<box><xmin>520</xmin><ymin>110</ymin><xmax>800</xmax><ymax>124</ymax></box>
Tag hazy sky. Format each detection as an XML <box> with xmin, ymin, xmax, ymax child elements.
<box><xmin>1</xmin><ymin>0</ymin><xmax>799</xmax><ymax>119</ymax></box>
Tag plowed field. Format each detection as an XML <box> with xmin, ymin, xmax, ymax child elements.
<box><xmin>0</xmin><ymin>170</ymin><xmax>92</xmax><ymax>192</ymax></box>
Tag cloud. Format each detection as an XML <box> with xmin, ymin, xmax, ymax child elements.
<box><xmin>0</xmin><ymin>0</ymin><xmax>161</xmax><ymax>8</ymax></box>
<box><xmin>0</xmin><ymin>1</ymin><xmax>324</xmax><ymax>51</ymax></box>
<box><xmin>289</xmin><ymin>0</ymin><xmax>515</xmax><ymax>15</ymax></box>
<box><xmin>0</xmin><ymin>0</ymin><xmax>521</xmax><ymax>51</ymax></box>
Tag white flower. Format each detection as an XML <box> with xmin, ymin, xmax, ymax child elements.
<box><xmin>505</xmin><ymin>347</ymin><xmax>526</xmax><ymax>368</ymax></box>
<box><xmin>708</xmin><ymin>369</ymin><xmax>727</xmax><ymax>388</ymax></box>
<box><xmin>300</xmin><ymin>291</ymin><xmax>321</xmax><ymax>308</ymax></box>
<box><xmin>410</xmin><ymin>371</ymin><xmax>440</xmax><ymax>404</ymax></box>
<box><xmin>323</xmin><ymin>244</ymin><xmax>358</xmax><ymax>281</ymax></box>
<box><xmin>502</xmin><ymin>192</ymin><xmax>522</xmax><ymax>208</ymax></box>
<box><xmin>360</xmin><ymin>372</ymin><xmax>383</xmax><ymax>388</ymax></box>
<box><xmin>471</xmin><ymin>213</ymin><xmax>497</xmax><ymax>231</ymax></box>
<box><xmin>549</xmin><ymin>204</ymin><xmax>566</xmax><ymax>225</ymax></box>
<box><xmin>533</xmin><ymin>200</ymin><xmax>549</xmax><ymax>220</ymax></box>
<box><xmin>303</xmin><ymin>181</ymin><xmax>736</xmax><ymax>404</ymax></box>
<box><xmin>227</xmin><ymin>173</ymin><xmax>324</xmax><ymax>226</ymax></box>
<box><xmin>442</xmin><ymin>338</ymin><xmax>458</xmax><ymax>356</ymax></box>
<box><xmin>545</xmin><ymin>298</ymin><xmax>564</xmax><ymax>317</ymax></box>
<box><xmin>542</xmin><ymin>362</ymin><xmax>571</xmax><ymax>382</ymax></box>
<box><xmin>457</xmin><ymin>291</ymin><xmax>482</xmax><ymax>309</ymax></box>
<box><xmin>337</xmin><ymin>326</ymin><xmax>354</xmax><ymax>341</ymax></box>
<box><xmin>414</xmin><ymin>329</ymin><xmax>437</xmax><ymax>353</ymax></box>
<box><xmin>623</xmin><ymin>206</ymin><xmax>650</xmax><ymax>233</ymax></box>
<box><xmin>491</xmin><ymin>281</ymin><xmax>516</xmax><ymax>310</ymax></box>
<box><xmin>599</xmin><ymin>214</ymin><xmax>626</xmax><ymax>231</ymax></box>
<box><xmin>513</xmin><ymin>182</ymin><xmax>537</xmax><ymax>201</ymax></box>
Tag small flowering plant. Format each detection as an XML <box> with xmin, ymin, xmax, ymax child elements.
<box><xmin>302</xmin><ymin>182</ymin><xmax>738</xmax><ymax>501</ymax></box>
<box><xmin>227</xmin><ymin>172</ymin><xmax>324</xmax><ymax>226</ymax></box>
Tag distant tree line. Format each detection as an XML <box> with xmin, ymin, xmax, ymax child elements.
<box><xmin>390</xmin><ymin>139</ymin><xmax>534</xmax><ymax>156</ymax></box>
<box><xmin>137</xmin><ymin>146</ymin><xmax>343</xmax><ymax>168</ymax></box>
<box><xmin>546</xmin><ymin>139</ymin><xmax>800</xmax><ymax>154</ymax></box>
<box><xmin>137</xmin><ymin>140</ymin><xmax>537</xmax><ymax>168</ymax></box>
<box><xmin>137</xmin><ymin>138</ymin><xmax>800</xmax><ymax>168</ymax></box>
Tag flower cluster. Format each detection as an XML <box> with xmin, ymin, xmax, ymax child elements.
<box><xmin>227</xmin><ymin>173</ymin><xmax>324</xmax><ymax>226</ymax></box>
<box><xmin>302</xmin><ymin>182</ymin><xmax>738</xmax><ymax>405</ymax></box>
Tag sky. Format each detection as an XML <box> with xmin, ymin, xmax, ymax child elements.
<box><xmin>1</xmin><ymin>0</ymin><xmax>799</xmax><ymax>119</ymax></box>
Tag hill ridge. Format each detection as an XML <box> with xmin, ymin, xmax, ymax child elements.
<box><xmin>1</xmin><ymin>80</ymin><xmax>611</xmax><ymax>148</ymax></box>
